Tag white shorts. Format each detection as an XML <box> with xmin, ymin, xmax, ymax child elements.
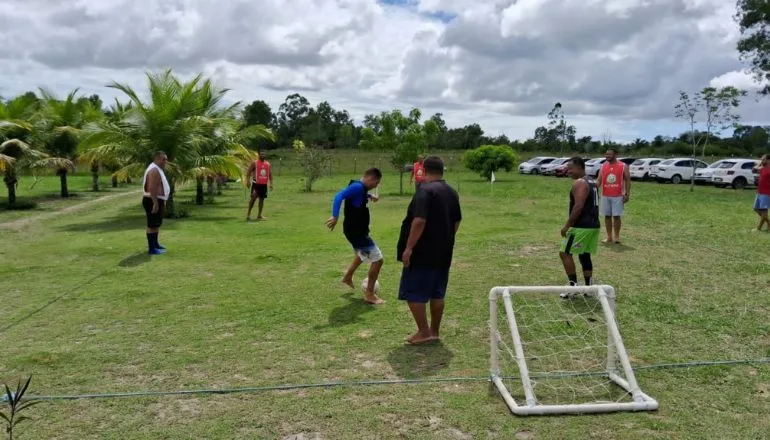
<box><xmin>600</xmin><ymin>196</ymin><xmax>625</xmax><ymax>217</ymax></box>
<box><xmin>356</xmin><ymin>245</ymin><xmax>383</xmax><ymax>264</ymax></box>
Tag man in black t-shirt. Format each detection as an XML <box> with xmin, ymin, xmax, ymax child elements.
<box><xmin>397</xmin><ymin>156</ymin><xmax>462</xmax><ymax>344</ymax></box>
<box><xmin>559</xmin><ymin>156</ymin><xmax>601</xmax><ymax>299</ymax></box>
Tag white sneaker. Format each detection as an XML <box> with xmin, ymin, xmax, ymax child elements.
<box><xmin>560</xmin><ymin>282</ymin><xmax>579</xmax><ymax>299</ymax></box>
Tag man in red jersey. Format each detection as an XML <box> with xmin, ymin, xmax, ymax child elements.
<box><xmin>409</xmin><ymin>154</ymin><xmax>426</xmax><ymax>191</ymax></box>
<box><xmin>245</xmin><ymin>151</ymin><xmax>273</xmax><ymax>221</ymax></box>
<box><xmin>597</xmin><ymin>148</ymin><xmax>630</xmax><ymax>244</ymax></box>
<box><xmin>753</xmin><ymin>154</ymin><xmax>770</xmax><ymax>232</ymax></box>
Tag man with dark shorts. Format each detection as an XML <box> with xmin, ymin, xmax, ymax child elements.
<box><xmin>326</xmin><ymin>168</ymin><xmax>385</xmax><ymax>305</ymax></box>
<box><xmin>141</xmin><ymin>151</ymin><xmax>170</xmax><ymax>255</ymax></box>
<box><xmin>245</xmin><ymin>151</ymin><xmax>273</xmax><ymax>221</ymax></box>
<box><xmin>397</xmin><ymin>156</ymin><xmax>462</xmax><ymax>344</ymax></box>
<box><xmin>559</xmin><ymin>157</ymin><xmax>601</xmax><ymax>298</ymax></box>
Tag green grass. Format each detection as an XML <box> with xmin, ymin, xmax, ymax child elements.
<box><xmin>0</xmin><ymin>174</ymin><xmax>136</xmax><ymax>223</ymax></box>
<box><xmin>1</xmin><ymin>168</ymin><xmax>769</xmax><ymax>439</ymax></box>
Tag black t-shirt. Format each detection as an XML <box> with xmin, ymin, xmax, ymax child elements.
<box><xmin>397</xmin><ymin>180</ymin><xmax>462</xmax><ymax>269</ymax></box>
<box><xmin>570</xmin><ymin>177</ymin><xmax>600</xmax><ymax>229</ymax></box>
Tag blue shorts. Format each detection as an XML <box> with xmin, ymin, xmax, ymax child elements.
<box><xmin>755</xmin><ymin>194</ymin><xmax>770</xmax><ymax>210</ymax></box>
<box><xmin>345</xmin><ymin>235</ymin><xmax>383</xmax><ymax>263</ymax></box>
<box><xmin>398</xmin><ymin>267</ymin><xmax>450</xmax><ymax>303</ymax></box>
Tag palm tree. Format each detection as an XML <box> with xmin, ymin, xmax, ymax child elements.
<box><xmin>80</xmin><ymin>69</ymin><xmax>274</xmax><ymax>216</ymax></box>
<box><xmin>32</xmin><ymin>88</ymin><xmax>103</xmax><ymax>196</ymax></box>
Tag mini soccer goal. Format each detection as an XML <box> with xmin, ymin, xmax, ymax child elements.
<box><xmin>488</xmin><ymin>284</ymin><xmax>658</xmax><ymax>416</ymax></box>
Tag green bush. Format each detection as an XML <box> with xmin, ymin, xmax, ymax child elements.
<box><xmin>463</xmin><ymin>145</ymin><xmax>518</xmax><ymax>180</ymax></box>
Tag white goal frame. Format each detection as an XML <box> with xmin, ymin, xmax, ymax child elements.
<box><xmin>488</xmin><ymin>284</ymin><xmax>659</xmax><ymax>416</ymax></box>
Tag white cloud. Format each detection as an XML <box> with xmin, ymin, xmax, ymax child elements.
<box><xmin>0</xmin><ymin>0</ymin><xmax>768</xmax><ymax>143</ymax></box>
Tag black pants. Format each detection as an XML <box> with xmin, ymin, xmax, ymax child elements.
<box><xmin>142</xmin><ymin>197</ymin><xmax>165</xmax><ymax>228</ymax></box>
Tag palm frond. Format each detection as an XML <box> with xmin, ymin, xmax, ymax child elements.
<box><xmin>32</xmin><ymin>157</ymin><xmax>75</xmax><ymax>171</ymax></box>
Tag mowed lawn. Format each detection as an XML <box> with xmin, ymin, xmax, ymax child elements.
<box><xmin>1</xmin><ymin>169</ymin><xmax>769</xmax><ymax>439</ymax></box>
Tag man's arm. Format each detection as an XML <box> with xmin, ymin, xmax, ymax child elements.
<box><xmin>623</xmin><ymin>164</ymin><xmax>631</xmax><ymax>201</ymax></box>
<box><xmin>269</xmin><ymin>165</ymin><xmax>274</xmax><ymax>186</ymax></box>
<box><xmin>563</xmin><ymin>180</ymin><xmax>588</xmax><ymax>232</ymax></box>
<box><xmin>402</xmin><ymin>191</ymin><xmax>429</xmax><ymax>266</ymax></box>
<box><xmin>245</xmin><ymin>163</ymin><xmax>255</xmax><ymax>185</ymax></box>
<box><xmin>148</xmin><ymin>169</ymin><xmax>160</xmax><ymax>212</ymax></box>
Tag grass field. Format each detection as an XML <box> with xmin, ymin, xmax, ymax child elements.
<box><xmin>1</xmin><ymin>165</ymin><xmax>769</xmax><ymax>439</ymax></box>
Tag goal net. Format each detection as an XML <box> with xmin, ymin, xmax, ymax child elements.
<box><xmin>488</xmin><ymin>284</ymin><xmax>658</xmax><ymax>415</ymax></box>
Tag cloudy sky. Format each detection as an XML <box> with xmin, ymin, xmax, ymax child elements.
<box><xmin>1</xmin><ymin>0</ymin><xmax>767</xmax><ymax>142</ymax></box>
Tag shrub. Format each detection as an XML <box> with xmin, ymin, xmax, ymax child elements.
<box><xmin>463</xmin><ymin>145</ymin><xmax>518</xmax><ymax>180</ymax></box>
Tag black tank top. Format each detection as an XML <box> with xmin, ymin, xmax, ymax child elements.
<box><xmin>343</xmin><ymin>180</ymin><xmax>370</xmax><ymax>237</ymax></box>
<box><xmin>570</xmin><ymin>177</ymin><xmax>600</xmax><ymax>228</ymax></box>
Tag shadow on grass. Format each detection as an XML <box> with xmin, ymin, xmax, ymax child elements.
<box><xmin>604</xmin><ymin>243</ymin><xmax>636</xmax><ymax>253</ymax></box>
<box><xmin>57</xmin><ymin>213</ymin><xmax>233</xmax><ymax>233</ymax></box>
<box><xmin>316</xmin><ymin>292</ymin><xmax>376</xmax><ymax>329</ymax></box>
<box><xmin>118</xmin><ymin>252</ymin><xmax>151</xmax><ymax>268</ymax></box>
<box><xmin>387</xmin><ymin>340</ymin><xmax>454</xmax><ymax>379</ymax></box>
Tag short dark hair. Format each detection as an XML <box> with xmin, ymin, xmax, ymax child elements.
<box><xmin>423</xmin><ymin>156</ymin><xmax>444</xmax><ymax>175</ymax></box>
<box><xmin>606</xmin><ymin>148</ymin><xmax>617</xmax><ymax>154</ymax></box>
<box><xmin>569</xmin><ymin>156</ymin><xmax>586</xmax><ymax>169</ymax></box>
<box><xmin>153</xmin><ymin>151</ymin><xmax>167</xmax><ymax>159</ymax></box>
<box><xmin>364</xmin><ymin>167</ymin><xmax>382</xmax><ymax>179</ymax></box>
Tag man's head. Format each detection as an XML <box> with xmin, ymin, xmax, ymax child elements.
<box><xmin>567</xmin><ymin>156</ymin><xmax>586</xmax><ymax>180</ymax></box>
<box><xmin>417</xmin><ymin>154</ymin><xmax>425</xmax><ymax>163</ymax></box>
<box><xmin>153</xmin><ymin>151</ymin><xmax>168</xmax><ymax>169</ymax></box>
<box><xmin>362</xmin><ymin>167</ymin><xmax>382</xmax><ymax>190</ymax></box>
<box><xmin>423</xmin><ymin>156</ymin><xmax>445</xmax><ymax>182</ymax></box>
<box><xmin>604</xmin><ymin>148</ymin><xmax>618</xmax><ymax>162</ymax></box>
<box><xmin>257</xmin><ymin>151</ymin><xmax>264</xmax><ymax>161</ymax></box>
<box><xmin>761</xmin><ymin>154</ymin><xmax>769</xmax><ymax>167</ymax></box>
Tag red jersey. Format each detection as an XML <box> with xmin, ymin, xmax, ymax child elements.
<box><xmin>413</xmin><ymin>161</ymin><xmax>425</xmax><ymax>183</ymax></box>
<box><xmin>758</xmin><ymin>167</ymin><xmax>770</xmax><ymax>196</ymax></box>
<box><xmin>254</xmin><ymin>160</ymin><xmax>271</xmax><ymax>185</ymax></box>
<box><xmin>600</xmin><ymin>161</ymin><xmax>625</xmax><ymax>197</ymax></box>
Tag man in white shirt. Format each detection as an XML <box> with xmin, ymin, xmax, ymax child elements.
<box><xmin>142</xmin><ymin>151</ymin><xmax>170</xmax><ymax>255</ymax></box>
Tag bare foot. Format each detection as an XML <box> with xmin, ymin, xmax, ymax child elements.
<box><xmin>405</xmin><ymin>332</ymin><xmax>436</xmax><ymax>345</ymax></box>
<box><xmin>601</xmin><ymin>238</ymin><xmax>613</xmax><ymax>244</ymax></box>
<box><xmin>257</xmin><ymin>216</ymin><xmax>266</xmax><ymax>221</ymax></box>
<box><xmin>363</xmin><ymin>292</ymin><xmax>385</xmax><ymax>305</ymax></box>
<box><xmin>341</xmin><ymin>278</ymin><xmax>354</xmax><ymax>289</ymax></box>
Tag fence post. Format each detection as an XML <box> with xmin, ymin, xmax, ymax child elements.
<box><xmin>354</xmin><ymin>157</ymin><xmax>357</xmax><ymax>174</ymax></box>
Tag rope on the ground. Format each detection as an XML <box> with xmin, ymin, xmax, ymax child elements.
<box><xmin>14</xmin><ymin>357</ymin><xmax>769</xmax><ymax>402</ymax></box>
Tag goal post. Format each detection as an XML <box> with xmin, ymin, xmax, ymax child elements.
<box><xmin>488</xmin><ymin>284</ymin><xmax>659</xmax><ymax>416</ymax></box>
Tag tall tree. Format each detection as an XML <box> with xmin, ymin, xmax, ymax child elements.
<box><xmin>276</xmin><ymin>93</ymin><xmax>311</xmax><ymax>145</ymax></box>
<box><xmin>736</xmin><ymin>0</ymin><xmax>770</xmax><ymax>95</ymax></box>
<box><xmin>359</xmin><ymin>108</ymin><xmax>439</xmax><ymax>194</ymax></box>
<box><xmin>675</xmin><ymin>86</ymin><xmax>745</xmax><ymax>191</ymax></box>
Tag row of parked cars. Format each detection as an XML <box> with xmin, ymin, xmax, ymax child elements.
<box><xmin>518</xmin><ymin>156</ymin><xmax>761</xmax><ymax>189</ymax></box>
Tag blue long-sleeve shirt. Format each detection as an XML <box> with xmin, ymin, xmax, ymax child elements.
<box><xmin>332</xmin><ymin>181</ymin><xmax>368</xmax><ymax>218</ymax></box>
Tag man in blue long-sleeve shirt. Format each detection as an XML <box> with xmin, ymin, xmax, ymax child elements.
<box><xmin>325</xmin><ymin>168</ymin><xmax>385</xmax><ymax>305</ymax></box>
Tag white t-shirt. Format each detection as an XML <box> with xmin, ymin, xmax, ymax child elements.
<box><xmin>142</xmin><ymin>163</ymin><xmax>170</xmax><ymax>201</ymax></box>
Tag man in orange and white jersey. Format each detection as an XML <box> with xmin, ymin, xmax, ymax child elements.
<box><xmin>245</xmin><ymin>151</ymin><xmax>273</xmax><ymax>221</ymax></box>
<box><xmin>409</xmin><ymin>154</ymin><xmax>426</xmax><ymax>191</ymax></box>
<box><xmin>597</xmin><ymin>148</ymin><xmax>630</xmax><ymax>244</ymax></box>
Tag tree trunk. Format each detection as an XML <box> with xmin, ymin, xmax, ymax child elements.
<box><xmin>91</xmin><ymin>162</ymin><xmax>100</xmax><ymax>192</ymax></box>
<box><xmin>112</xmin><ymin>175</ymin><xmax>118</xmax><ymax>188</ymax></box>
<box><xmin>206</xmin><ymin>176</ymin><xmax>215</xmax><ymax>197</ymax></box>
<box><xmin>216</xmin><ymin>174</ymin><xmax>225</xmax><ymax>195</ymax></box>
<box><xmin>164</xmin><ymin>179</ymin><xmax>176</xmax><ymax>218</ymax></box>
<box><xmin>196</xmin><ymin>177</ymin><xmax>204</xmax><ymax>205</ymax></box>
<box><xmin>399</xmin><ymin>170</ymin><xmax>404</xmax><ymax>195</ymax></box>
<box><xmin>5</xmin><ymin>173</ymin><xmax>17</xmax><ymax>207</ymax></box>
<box><xmin>58</xmin><ymin>169</ymin><xmax>69</xmax><ymax>197</ymax></box>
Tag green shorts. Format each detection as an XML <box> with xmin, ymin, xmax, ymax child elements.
<box><xmin>560</xmin><ymin>228</ymin><xmax>600</xmax><ymax>255</ymax></box>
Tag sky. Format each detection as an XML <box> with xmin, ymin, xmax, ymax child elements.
<box><xmin>0</xmin><ymin>0</ymin><xmax>767</xmax><ymax>142</ymax></box>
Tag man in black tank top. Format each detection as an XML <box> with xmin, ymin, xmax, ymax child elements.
<box><xmin>559</xmin><ymin>157</ymin><xmax>601</xmax><ymax>298</ymax></box>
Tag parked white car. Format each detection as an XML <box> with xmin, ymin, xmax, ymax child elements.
<box><xmin>649</xmin><ymin>158</ymin><xmax>710</xmax><ymax>184</ymax></box>
<box><xmin>629</xmin><ymin>158</ymin><xmax>664</xmax><ymax>181</ymax></box>
<box><xmin>711</xmin><ymin>159</ymin><xmax>759</xmax><ymax>189</ymax></box>
<box><xmin>519</xmin><ymin>157</ymin><xmax>556</xmax><ymax>174</ymax></box>
<box><xmin>693</xmin><ymin>160</ymin><xmax>730</xmax><ymax>185</ymax></box>
<box><xmin>585</xmin><ymin>158</ymin><xmax>606</xmax><ymax>178</ymax></box>
<box><xmin>540</xmin><ymin>157</ymin><xmax>571</xmax><ymax>176</ymax></box>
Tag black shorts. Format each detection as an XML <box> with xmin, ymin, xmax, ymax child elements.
<box><xmin>142</xmin><ymin>197</ymin><xmax>165</xmax><ymax>228</ymax></box>
<box><xmin>251</xmin><ymin>183</ymin><xmax>268</xmax><ymax>199</ymax></box>
<box><xmin>398</xmin><ymin>266</ymin><xmax>450</xmax><ymax>303</ymax></box>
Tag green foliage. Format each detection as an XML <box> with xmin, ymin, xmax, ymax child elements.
<box><xmin>1</xmin><ymin>376</ymin><xmax>41</xmax><ymax>440</ymax></box>
<box><xmin>293</xmin><ymin>139</ymin><xmax>329</xmax><ymax>192</ymax></box>
<box><xmin>463</xmin><ymin>145</ymin><xmax>518</xmax><ymax>180</ymax></box>
<box><xmin>736</xmin><ymin>0</ymin><xmax>770</xmax><ymax>95</ymax></box>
